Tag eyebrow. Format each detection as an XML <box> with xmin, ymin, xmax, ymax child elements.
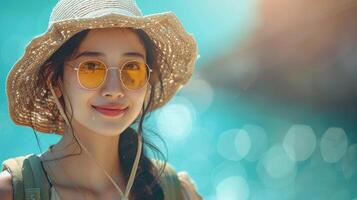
<box><xmin>74</xmin><ymin>51</ymin><xmax>145</xmax><ymax>60</ymax></box>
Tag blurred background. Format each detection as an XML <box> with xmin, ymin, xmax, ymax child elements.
<box><xmin>1</xmin><ymin>0</ymin><xmax>357</xmax><ymax>199</ymax></box>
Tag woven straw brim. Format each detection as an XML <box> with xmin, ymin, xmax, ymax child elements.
<box><xmin>6</xmin><ymin>12</ymin><xmax>198</xmax><ymax>135</ymax></box>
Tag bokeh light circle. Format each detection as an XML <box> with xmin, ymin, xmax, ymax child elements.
<box><xmin>156</xmin><ymin>96</ymin><xmax>196</xmax><ymax>141</ymax></box>
<box><xmin>216</xmin><ymin>176</ymin><xmax>250</xmax><ymax>200</ymax></box>
<box><xmin>241</xmin><ymin>124</ymin><xmax>268</xmax><ymax>161</ymax></box>
<box><xmin>320</xmin><ymin>127</ymin><xmax>348</xmax><ymax>163</ymax></box>
<box><xmin>264</xmin><ymin>145</ymin><xmax>296</xmax><ymax>179</ymax></box>
<box><xmin>257</xmin><ymin>144</ymin><xmax>297</xmax><ymax>188</ymax></box>
<box><xmin>283</xmin><ymin>124</ymin><xmax>317</xmax><ymax>161</ymax></box>
<box><xmin>235</xmin><ymin>129</ymin><xmax>251</xmax><ymax>159</ymax></box>
<box><xmin>218</xmin><ymin>129</ymin><xmax>250</xmax><ymax>161</ymax></box>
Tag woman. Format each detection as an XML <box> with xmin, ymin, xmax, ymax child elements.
<box><xmin>0</xmin><ymin>0</ymin><xmax>201</xmax><ymax>199</ymax></box>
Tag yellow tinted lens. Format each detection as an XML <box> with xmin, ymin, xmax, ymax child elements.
<box><xmin>78</xmin><ymin>60</ymin><xmax>106</xmax><ymax>89</ymax></box>
<box><xmin>121</xmin><ymin>61</ymin><xmax>148</xmax><ymax>90</ymax></box>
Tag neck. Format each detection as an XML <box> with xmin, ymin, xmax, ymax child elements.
<box><xmin>44</xmin><ymin>121</ymin><xmax>126</xmax><ymax>194</ymax></box>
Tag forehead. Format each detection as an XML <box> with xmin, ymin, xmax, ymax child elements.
<box><xmin>75</xmin><ymin>27</ymin><xmax>146</xmax><ymax>57</ymax></box>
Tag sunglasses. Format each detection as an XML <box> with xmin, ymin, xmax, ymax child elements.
<box><xmin>67</xmin><ymin>59</ymin><xmax>152</xmax><ymax>90</ymax></box>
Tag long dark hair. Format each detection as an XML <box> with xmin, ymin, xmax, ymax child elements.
<box><xmin>32</xmin><ymin>28</ymin><xmax>167</xmax><ymax>200</ymax></box>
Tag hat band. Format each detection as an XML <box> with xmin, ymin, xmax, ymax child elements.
<box><xmin>82</xmin><ymin>7</ymin><xmax>140</xmax><ymax>18</ymax></box>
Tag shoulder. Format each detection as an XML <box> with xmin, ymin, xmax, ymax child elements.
<box><xmin>177</xmin><ymin>171</ymin><xmax>203</xmax><ymax>200</ymax></box>
<box><xmin>0</xmin><ymin>170</ymin><xmax>13</xmax><ymax>200</ymax></box>
<box><xmin>150</xmin><ymin>159</ymin><xmax>203</xmax><ymax>200</ymax></box>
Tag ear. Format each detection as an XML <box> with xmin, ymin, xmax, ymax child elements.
<box><xmin>54</xmin><ymin>81</ymin><xmax>63</xmax><ymax>98</ymax></box>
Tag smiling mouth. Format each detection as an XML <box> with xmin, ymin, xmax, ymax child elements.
<box><xmin>91</xmin><ymin>105</ymin><xmax>129</xmax><ymax>117</ymax></box>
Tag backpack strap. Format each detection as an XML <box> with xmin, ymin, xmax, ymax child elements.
<box><xmin>2</xmin><ymin>154</ymin><xmax>51</xmax><ymax>200</ymax></box>
<box><xmin>151</xmin><ymin>159</ymin><xmax>184</xmax><ymax>200</ymax></box>
<box><xmin>1</xmin><ymin>155</ymin><xmax>27</xmax><ymax>200</ymax></box>
<box><xmin>25</xmin><ymin>154</ymin><xmax>51</xmax><ymax>200</ymax></box>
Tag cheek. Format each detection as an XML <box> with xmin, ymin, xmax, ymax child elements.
<box><xmin>134</xmin><ymin>86</ymin><xmax>148</xmax><ymax>104</ymax></box>
<box><xmin>127</xmin><ymin>89</ymin><xmax>147</xmax><ymax>114</ymax></box>
<box><xmin>62</xmin><ymin>72</ymin><xmax>93</xmax><ymax>114</ymax></box>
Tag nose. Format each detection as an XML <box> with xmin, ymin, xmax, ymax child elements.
<box><xmin>100</xmin><ymin>67</ymin><xmax>125</xmax><ymax>98</ymax></box>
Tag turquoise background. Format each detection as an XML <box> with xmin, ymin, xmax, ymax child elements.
<box><xmin>1</xmin><ymin>0</ymin><xmax>357</xmax><ymax>200</ymax></box>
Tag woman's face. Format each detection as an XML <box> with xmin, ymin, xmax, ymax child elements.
<box><xmin>58</xmin><ymin>27</ymin><xmax>148</xmax><ymax>137</ymax></box>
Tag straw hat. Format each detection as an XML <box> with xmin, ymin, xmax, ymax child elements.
<box><xmin>6</xmin><ymin>0</ymin><xmax>198</xmax><ymax>134</ymax></box>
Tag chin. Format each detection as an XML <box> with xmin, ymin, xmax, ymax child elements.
<box><xmin>92</xmin><ymin>125</ymin><xmax>129</xmax><ymax>137</ymax></box>
<box><xmin>93</xmin><ymin>130</ymin><xmax>122</xmax><ymax>137</ymax></box>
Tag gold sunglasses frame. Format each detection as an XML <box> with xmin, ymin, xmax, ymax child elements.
<box><xmin>67</xmin><ymin>59</ymin><xmax>153</xmax><ymax>91</ymax></box>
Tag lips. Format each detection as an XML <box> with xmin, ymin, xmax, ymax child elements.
<box><xmin>92</xmin><ymin>105</ymin><xmax>129</xmax><ymax>117</ymax></box>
